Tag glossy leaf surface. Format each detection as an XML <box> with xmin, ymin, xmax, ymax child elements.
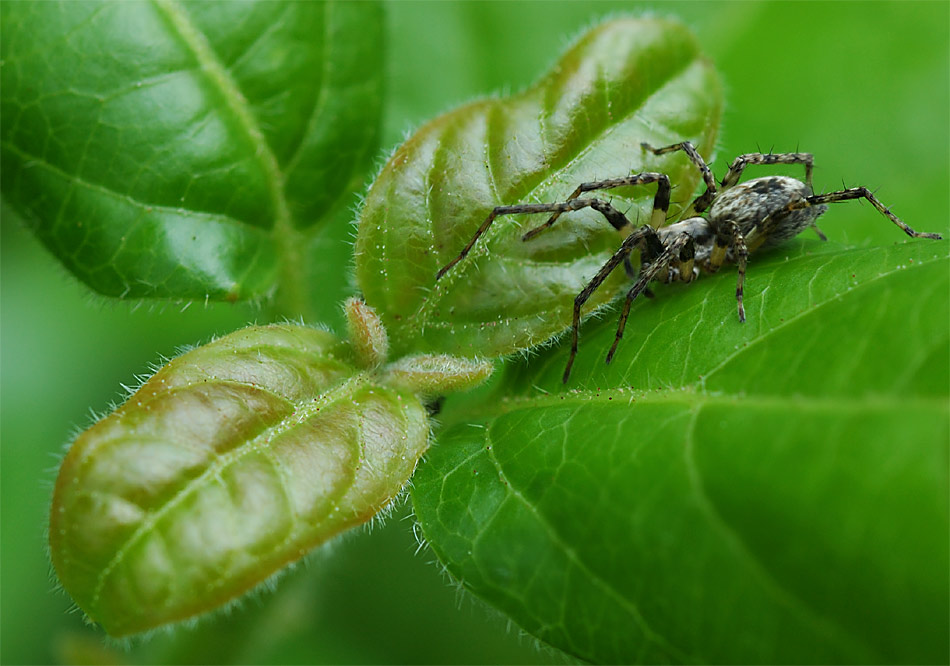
<box><xmin>356</xmin><ymin>18</ymin><xmax>721</xmax><ymax>358</ymax></box>
<box><xmin>50</xmin><ymin>324</ymin><xmax>429</xmax><ymax>636</ymax></box>
<box><xmin>1</xmin><ymin>0</ymin><xmax>382</xmax><ymax>306</ymax></box>
<box><xmin>413</xmin><ymin>240</ymin><xmax>950</xmax><ymax>663</ymax></box>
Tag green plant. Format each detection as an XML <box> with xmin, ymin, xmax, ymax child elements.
<box><xmin>2</xmin><ymin>2</ymin><xmax>947</xmax><ymax>664</ymax></box>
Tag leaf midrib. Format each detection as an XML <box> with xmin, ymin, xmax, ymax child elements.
<box><xmin>443</xmin><ymin>385</ymin><xmax>947</xmax><ymax>428</ymax></box>
<box><xmin>88</xmin><ymin>372</ymin><xmax>369</xmax><ymax>616</ymax></box>
<box><xmin>154</xmin><ymin>0</ymin><xmax>309</xmax><ymax>315</ymax></box>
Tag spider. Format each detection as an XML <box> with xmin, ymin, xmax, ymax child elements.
<box><xmin>436</xmin><ymin>141</ymin><xmax>943</xmax><ymax>383</ymax></box>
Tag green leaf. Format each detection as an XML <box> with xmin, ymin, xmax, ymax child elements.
<box><xmin>50</xmin><ymin>324</ymin><xmax>429</xmax><ymax>637</ymax></box>
<box><xmin>413</xmin><ymin>240</ymin><xmax>950</xmax><ymax>663</ymax></box>
<box><xmin>355</xmin><ymin>17</ymin><xmax>722</xmax><ymax>358</ymax></box>
<box><xmin>1</xmin><ymin>0</ymin><xmax>382</xmax><ymax>312</ymax></box>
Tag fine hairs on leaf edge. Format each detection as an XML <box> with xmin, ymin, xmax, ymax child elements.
<box><xmin>41</xmin><ymin>322</ymin><xmax>273</xmax><ymax>636</ymax></box>
<box><xmin>43</xmin><ymin>319</ymin><xmax>350</xmax><ymax>637</ymax></box>
<box><xmin>48</xmin><ymin>311</ymin><xmax>486</xmax><ymax>639</ymax></box>
<box><xmin>405</xmin><ymin>501</ymin><xmax>575</xmax><ymax>663</ymax></box>
<box><xmin>59</xmin><ymin>487</ymin><xmax>422</xmax><ymax>646</ymax></box>
<box><xmin>9</xmin><ymin>207</ymin><xmax>275</xmax><ymax>316</ymax></box>
<box><xmin>351</xmin><ymin>11</ymin><xmax>714</xmax><ymax>257</ymax></box>
<box><xmin>42</xmin><ymin>212</ymin><xmax>281</xmax><ymax>313</ymax></box>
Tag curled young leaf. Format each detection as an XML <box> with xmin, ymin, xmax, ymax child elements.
<box><xmin>356</xmin><ymin>17</ymin><xmax>721</xmax><ymax>359</ymax></box>
<box><xmin>1</xmin><ymin>0</ymin><xmax>383</xmax><ymax>306</ymax></box>
<box><xmin>50</xmin><ymin>324</ymin><xmax>428</xmax><ymax>637</ymax></box>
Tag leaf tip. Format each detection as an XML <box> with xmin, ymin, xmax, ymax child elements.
<box><xmin>384</xmin><ymin>354</ymin><xmax>494</xmax><ymax>398</ymax></box>
<box><xmin>345</xmin><ymin>297</ymin><xmax>389</xmax><ymax>368</ymax></box>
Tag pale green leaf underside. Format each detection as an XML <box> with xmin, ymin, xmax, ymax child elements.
<box><xmin>356</xmin><ymin>17</ymin><xmax>721</xmax><ymax>359</ymax></box>
<box><xmin>51</xmin><ymin>325</ymin><xmax>429</xmax><ymax>636</ymax></box>
<box><xmin>414</xmin><ymin>241</ymin><xmax>950</xmax><ymax>663</ymax></box>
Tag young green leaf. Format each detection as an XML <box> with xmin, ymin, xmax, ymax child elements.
<box><xmin>345</xmin><ymin>296</ymin><xmax>390</xmax><ymax>369</ymax></box>
<box><xmin>384</xmin><ymin>354</ymin><xmax>495</xmax><ymax>399</ymax></box>
<box><xmin>1</xmin><ymin>1</ymin><xmax>382</xmax><ymax>312</ymax></box>
<box><xmin>50</xmin><ymin>324</ymin><xmax>430</xmax><ymax>637</ymax></box>
<box><xmin>413</xmin><ymin>241</ymin><xmax>950</xmax><ymax>663</ymax></box>
<box><xmin>355</xmin><ymin>17</ymin><xmax>721</xmax><ymax>359</ymax></box>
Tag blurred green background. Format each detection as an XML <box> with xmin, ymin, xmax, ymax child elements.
<box><xmin>2</xmin><ymin>2</ymin><xmax>947</xmax><ymax>663</ymax></box>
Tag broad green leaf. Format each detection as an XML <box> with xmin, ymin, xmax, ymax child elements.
<box><xmin>50</xmin><ymin>324</ymin><xmax>429</xmax><ymax>637</ymax></box>
<box><xmin>356</xmin><ymin>17</ymin><xmax>721</xmax><ymax>358</ymax></box>
<box><xmin>1</xmin><ymin>0</ymin><xmax>382</xmax><ymax>313</ymax></box>
<box><xmin>413</xmin><ymin>240</ymin><xmax>950</xmax><ymax>663</ymax></box>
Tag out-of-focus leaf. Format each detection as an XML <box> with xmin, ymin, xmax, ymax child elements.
<box><xmin>50</xmin><ymin>324</ymin><xmax>429</xmax><ymax>637</ymax></box>
<box><xmin>1</xmin><ymin>0</ymin><xmax>382</xmax><ymax>309</ymax></box>
<box><xmin>413</xmin><ymin>240</ymin><xmax>950</xmax><ymax>663</ymax></box>
<box><xmin>355</xmin><ymin>17</ymin><xmax>721</xmax><ymax>358</ymax></box>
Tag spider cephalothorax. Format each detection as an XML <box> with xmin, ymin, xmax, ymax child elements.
<box><xmin>437</xmin><ymin>141</ymin><xmax>943</xmax><ymax>382</ymax></box>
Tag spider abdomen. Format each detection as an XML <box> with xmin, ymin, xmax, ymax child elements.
<box><xmin>709</xmin><ymin>176</ymin><xmax>827</xmax><ymax>247</ymax></box>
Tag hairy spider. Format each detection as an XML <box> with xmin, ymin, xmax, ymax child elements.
<box><xmin>436</xmin><ymin>141</ymin><xmax>943</xmax><ymax>382</ymax></box>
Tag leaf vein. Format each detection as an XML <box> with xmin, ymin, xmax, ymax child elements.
<box><xmin>483</xmin><ymin>431</ymin><xmax>690</xmax><ymax>661</ymax></box>
<box><xmin>283</xmin><ymin>0</ymin><xmax>331</xmax><ymax>175</ymax></box>
<box><xmin>702</xmin><ymin>249</ymin><xmax>949</xmax><ymax>383</ymax></box>
<box><xmin>153</xmin><ymin>0</ymin><xmax>308</xmax><ymax>312</ymax></box>
<box><xmin>88</xmin><ymin>374</ymin><xmax>368</xmax><ymax>615</ymax></box>
<box><xmin>682</xmin><ymin>403</ymin><xmax>874</xmax><ymax>659</ymax></box>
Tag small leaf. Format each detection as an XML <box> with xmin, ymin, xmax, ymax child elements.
<box><xmin>1</xmin><ymin>0</ymin><xmax>382</xmax><ymax>307</ymax></box>
<box><xmin>384</xmin><ymin>354</ymin><xmax>494</xmax><ymax>398</ymax></box>
<box><xmin>413</xmin><ymin>241</ymin><xmax>950</xmax><ymax>663</ymax></box>
<box><xmin>344</xmin><ymin>297</ymin><xmax>390</xmax><ymax>368</ymax></box>
<box><xmin>355</xmin><ymin>17</ymin><xmax>722</xmax><ymax>358</ymax></box>
<box><xmin>50</xmin><ymin>324</ymin><xmax>429</xmax><ymax>637</ymax></box>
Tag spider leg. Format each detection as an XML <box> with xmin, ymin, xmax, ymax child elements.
<box><xmin>703</xmin><ymin>220</ymin><xmax>736</xmax><ymax>274</ymax></box>
<box><xmin>605</xmin><ymin>234</ymin><xmax>693</xmax><ymax>364</ymax></box>
<box><xmin>673</xmin><ymin>234</ymin><xmax>697</xmax><ymax>283</ymax></box>
<box><xmin>721</xmin><ymin>152</ymin><xmax>815</xmax><ymax>190</ymax></box>
<box><xmin>698</xmin><ymin>219</ymin><xmax>750</xmax><ymax>321</ymax></box>
<box><xmin>721</xmin><ymin>221</ymin><xmax>749</xmax><ymax>322</ymax></box>
<box><xmin>641</xmin><ymin>141</ymin><xmax>718</xmax><ymax>214</ymax></box>
<box><xmin>522</xmin><ymin>173</ymin><xmax>671</xmax><ymax>241</ymax></box>
<box><xmin>623</xmin><ymin>256</ymin><xmax>637</xmax><ymax>278</ymax></box>
<box><xmin>436</xmin><ymin>198</ymin><xmax>630</xmax><ymax>280</ymax></box>
<box><xmin>562</xmin><ymin>225</ymin><xmax>663</xmax><ymax>383</ymax></box>
<box><xmin>788</xmin><ymin>187</ymin><xmax>942</xmax><ymax>240</ymax></box>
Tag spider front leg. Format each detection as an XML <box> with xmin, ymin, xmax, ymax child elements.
<box><xmin>436</xmin><ymin>198</ymin><xmax>625</xmax><ymax>279</ymax></box>
<box><xmin>727</xmin><ymin>221</ymin><xmax>749</xmax><ymax>322</ymax></box>
<box><xmin>789</xmin><ymin>187</ymin><xmax>942</xmax><ymax>240</ymax></box>
<box><xmin>521</xmin><ymin>172</ymin><xmax>671</xmax><ymax>241</ymax></box>
<box><xmin>720</xmin><ymin>151</ymin><xmax>828</xmax><ymax>240</ymax></box>
<box><xmin>721</xmin><ymin>151</ymin><xmax>815</xmax><ymax>190</ymax></box>
<box><xmin>562</xmin><ymin>225</ymin><xmax>665</xmax><ymax>383</ymax></box>
<box><xmin>605</xmin><ymin>234</ymin><xmax>694</xmax><ymax>364</ymax></box>
<box><xmin>701</xmin><ymin>220</ymin><xmax>748</xmax><ymax>322</ymax></box>
<box><xmin>673</xmin><ymin>233</ymin><xmax>698</xmax><ymax>283</ymax></box>
<box><xmin>641</xmin><ymin>141</ymin><xmax>718</xmax><ymax>214</ymax></box>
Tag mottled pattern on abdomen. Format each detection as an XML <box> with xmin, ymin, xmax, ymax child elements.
<box><xmin>710</xmin><ymin>176</ymin><xmax>827</xmax><ymax>246</ymax></box>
